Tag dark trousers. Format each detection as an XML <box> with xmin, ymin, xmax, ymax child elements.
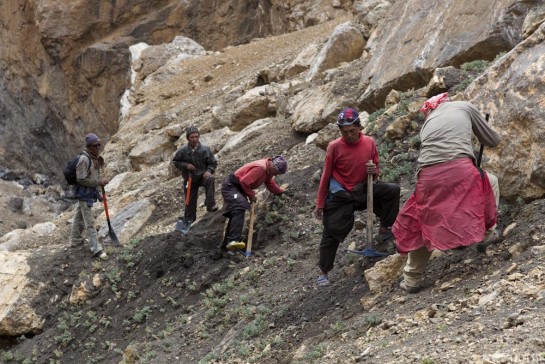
<box><xmin>318</xmin><ymin>181</ymin><xmax>400</xmax><ymax>274</ymax></box>
<box><xmin>221</xmin><ymin>209</ymin><xmax>246</xmax><ymax>248</ymax></box>
<box><xmin>183</xmin><ymin>175</ymin><xmax>216</xmax><ymax>222</ymax></box>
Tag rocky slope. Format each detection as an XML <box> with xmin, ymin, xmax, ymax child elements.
<box><xmin>1</xmin><ymin>1</ymin><xmax>545</xmax><ymax>363</ymax></box>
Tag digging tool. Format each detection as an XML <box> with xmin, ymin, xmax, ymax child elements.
<box><xmin>346</xmin><ymin>161</ymin><xmax>388</xmax><ymax>257</ymax></box>
<box><xmin>476</xmin><ymin>113</ymin><xmax>490</xmax><ymax>168</ymax></box>
<box><xmin>101</xmin><ymin>186</ymin><xmax>121</xmax><ymax>247</ymax></box>
<box><xmin>175</xmin><ymin>175</ymin><xmax>192</xmax><ymax>234</ymax></box>
<box><xmin>240</xmin><ymin>202</ymin><xmax>256</xmax><ymax>257</ymax></box>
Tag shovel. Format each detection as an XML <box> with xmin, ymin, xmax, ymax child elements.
<box><xmin>346</xmin><ymin>161</ymin><xmax>388</xmax><ymax>257</ymax></box>
<box><xmin>476</xmin><ymin>113</ymin><xmax>490</xmax><ymax>168</ymax></box>
<box><xmin>101</xmin><ymin>186</ymin><xmax>121</xmax><ymax>247</ymax></box>
<box><xmin>175</xmin><ymin>175</ymin><xmax>192</xmax><ymax>234</ymax></box>
<box><xmin>239</xmin><ymin>202</ymin><xmax>256</xmax><ymax>257</ymax></box>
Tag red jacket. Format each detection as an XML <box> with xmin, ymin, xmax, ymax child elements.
<box><xmin>316</xmin><ymin>133</ymin><xmax>379</xmax><ymax>208</ymax></box>
<box><xmin>235</xmin><ymin>158</ymin><xmax>283</xmax><ymax>199</ymax></box>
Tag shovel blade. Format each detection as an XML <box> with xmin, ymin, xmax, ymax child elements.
<box><xmin>106</xmin><ymin>221</ymin><xmax>121</xmax><ymax>247</ymax></box>
<box><xmin>345</xmin><ymin>248</ymin><xmax>389</xmax><ymax>257</ymax></box>
<box><xmin>109</xmin><ymin>229</ymin><xmax>121</xmax><ymax>247</ymax></box>
<box><xmin>175</xmin><ymin>219</ymin><xmax>191</xmax><ymax>235</ymax></box>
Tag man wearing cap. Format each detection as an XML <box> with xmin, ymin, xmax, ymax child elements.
<box><xmin>393</xmin><ymin>93</ymin><xmax>501</xmax><ymax>293</ymax></box>
<box><xmin>172</xmin><ymin>126</ymin><xmax>218</xmax><ymax>229</ymax></box>
<box><xmin>71</xmin><ymin>133</ymin><xmax>110</xmax><ymax>260</ymax></box>
<box><xmin>314</xmin><ymin>108</ymin><xmax>400</xmax><ymax>287</ymax></box>
<box><xmin>220</xmin><ymin>155</ymin><xmax>288</xmax><ymax>251</ymax></box>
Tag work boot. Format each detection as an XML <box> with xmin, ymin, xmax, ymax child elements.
<box><xmin>399</xmin><ymin>280</ymin><xmax>419</xmax><ymax>294</ymax></box>
<box><xmin>207</xmin><ymin>205</ymin><xmax>219</xmax><ymax>212</ymax></box>
<box><xmin>226</xmin><ymin>241</ymin><xmax>245</xmax><ymax>250</ymax></box>
<box><xmin>95</xmin><ymin>251</ymin><xmax>108</xmax><ymax>260</ymax></box>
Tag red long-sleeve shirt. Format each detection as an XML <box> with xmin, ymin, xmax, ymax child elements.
<box><xmin>315</xmin><ymin>133</ymin><xmax>379</xmax><ymax>208</ymax></box>
<box><xmin>235</xmin><ymin>158</ymin><xmax>283</xmax><ymax>199</ymax></box>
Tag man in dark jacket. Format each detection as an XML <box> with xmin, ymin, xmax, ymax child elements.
<box><xmin>71</xmin><ymin>133</ymin><xmax>110</xmax><ymax>260</ymax></box>
<box><xmin>172</xmin><ymin>127</ymin><xmax>218</xmax><ymax>228</ymax></box>
<box><xmin>221</xmin><ymin>156</ymin><xmax>287</xmax><ymax>251</ymax></box>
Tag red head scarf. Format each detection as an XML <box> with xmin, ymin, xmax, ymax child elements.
<box><xmin>420</xmin><ymin>92</ymin><xmax>450</xmax><ymax>116</ymax></box>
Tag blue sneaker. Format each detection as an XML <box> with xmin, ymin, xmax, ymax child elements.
<box><xmin>316</xmin><ymin>274</ymin><xmax>330</xmax><ymax>287</ymax></box>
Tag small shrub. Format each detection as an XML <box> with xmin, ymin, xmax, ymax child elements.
<box><xmin>0</xmin><ymin>350</ymin><xmax>14</xmax><ymax>362</ymax></box>
<box><xmin>365</xmin><ymin>313</ymin><xmax>382</xmax><ymax>327</ymax></box>
<box><xmin>133</xmin><ymin>306</ymin><xmax>152</xmax><ymax>323</ymax></box>
<box><xmin>242</xmin><ymin>317</ymin><xmax>267</xmax><ymax>339</ymax></box>
<box><xmin>461</xmin><ymin>59</ymin><xmax>489</xmax><ymax>73</ymax></box>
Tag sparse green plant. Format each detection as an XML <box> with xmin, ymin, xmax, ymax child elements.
<box><xmin>91</xmin><ymin>261</ymin><xmax>103</xmax><ymax>271</ymax></box>
<box><xmin>365</xmin><ymin>313</ymin><xmax>382</xmax><ymax>327</ymax></box>
<box><xmin>263</xmin><ymin>257</ymin><xmax>278</xmax><ymax>267</ymax></box>
<box><xmin>494</xmin><ymin>51</ymin><xmax>507</xmax><ymax>61</ymax></box>
<box><xmin>451</xmin><ymin>76</ymin><xmax>475</xmax><ymax>93</ymax></box>
<box><xmin>422</xmin><ymin>359</ymin><xmax>434</xmax><ymax>364</ymax></box>
<box><xmin>302</xmin><ymin>344</ymin><xmax>326</xmax><ymax>362</ymax></box>
<box><xmin>288</xmin><ymin>231</ymin><xmax>300</xmax><ymax>240</ymax></box>
<box><xmin>410</xmin><ymin>134</ymin><xmax>421</xmax><ymax>149</ymax></box>
<box><xmin>368</xmin><ymin>107</ymin><xmax>386</xmax><ymax>125</ymax></box>
<box><xmin>166</xmin><ymin>296</ymin><xmax>179</xmax><ymax>307</ymax></box>
<box><xmin>53</xmin><ymin>331</ymin><xmax>73</xmax><ymax>346</ymax></box>
<box><xmin>239</xmin><ymin>294</ymin><xmax>250</xmax><ymax>305</ymax></box>
<box><xmin>133</xmin><ymin>306</ymin><xmax>152</xmax><ymax>323</ymax></box>
<box><xmin>461</xmin><ymin>59</ymin><xmax>489</xmax><ymax>73</ymax></box>
<box><xmin>127</xmin><ymin>290</ymin><xmax>138</xmax><ymax>301</ymax></box>
<box><xmin>185</xmin><ymin>279</ymin><xmax>197</xmax><ymax>291</ymax></box>
<box><xmin>199</xmin><ymin>352</ymin><xmax>221</xmax><ymax>364</ymax></box>
<box><xmin>178</xmin><ymin>314</ymin><xmax>189</xmax><ymax>324</ymax></box>
<box><xmin>106</xmin><ymin>268</ymin><xmax>122</xmax><ymax>286</ymax></box>
<box><xmin>196</xmin><ymin>324</ymin><xmax>210</xmax><ymax>339</ymax></box>
<box><xmin>242</xmin><ymin>317</ymin><xmax>267</xmax><ymax>339</ymax></box>
<box><xmin>53</xmin><ymin>349</ymin><xmax>63</xmax><ymax>359</ymax></box>
<box><xmin>0</xmin><ymin>350</ymin><xmax>14</xmax><ymax>361</ymax></box>
<box><xmin>330</xmin><ymin>319</ymin><xmax>346</xmax><ymax>332</ymax></box>
<box><xmin>237</xmin><ymin>344</ymin><xmax>251</xmax><ymax>356</ymax></box>
<box><xmin>287</xmin><ymin>258</ymin><xmax>296</xmax><ymax>267</ymax></box>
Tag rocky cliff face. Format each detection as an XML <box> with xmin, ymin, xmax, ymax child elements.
<box><xmin>0</xmin><ymin>0</ymin><xmax>345</xmax><ymax>178</ymax></box>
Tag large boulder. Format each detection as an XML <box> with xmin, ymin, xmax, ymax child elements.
<box><xmin>466</xmin><ymin>21</ymin><xmax>545</xmax><ymax>202</ymax></box>
<box><xmin>0</xmin><ymin>251</ymin><xmax>44</xmax><ymax>336</ymax></box>
<box><xmin>307</xmin><ymin>21</ymin><xmax>365</xmax><ymax>81</ymax></box>
<box><xmin>358</xmin><ymin>0</ymin><xmax>535</xmax><ymax>111</ymax></box>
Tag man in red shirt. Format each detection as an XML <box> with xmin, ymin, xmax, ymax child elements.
<box><xmin>221</xmin><ymin>156</ymin><xmax>287</xmax><ymax>251</ymax></box>
<box><xmin>314</xmin><ymin>108</ymin><xmax>400</xmax><ymax>287</ymax></box>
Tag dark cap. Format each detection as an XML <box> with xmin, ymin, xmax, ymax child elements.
<box><xmin>186</xmin><ymin>126</ymin><xmax>200</xmax><ymax>138</ymax></box>
<box><xmin>85</xmin><ymin>133</ymin><xmax>100</xmax><ymax>146</ymax></box>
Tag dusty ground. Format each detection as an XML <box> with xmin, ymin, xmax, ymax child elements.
<box><xmin>5</xmin><ymin>109</ymin><xmax>545</xmax><ymax>363</ymax></box>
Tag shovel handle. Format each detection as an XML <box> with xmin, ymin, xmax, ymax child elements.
<box><xmin>476</xmin><ymin>113</ymin><xmax>490</xmax><ymax>168</ymax></box>
<box><xmin>101</xmin><ymin>186</ymin><xmax>110</xmax><ymax>220</ymax></box>
<box><xmin>246</xmin><ymin>203</ymin><xmax>256</xmax><ymax>256</ymax></box>
<box><xmin>366</xmin><ymin>160</ymin><xmax>374</xmax><ymax>249</ymax></box>
<box><xmin>185</xmin><ymin>176</ymin><xmax>192</xmax><ymax>205</ymax></box>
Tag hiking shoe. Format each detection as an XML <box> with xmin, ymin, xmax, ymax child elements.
<box><xmin>377</xmin><ymin>229</ymin><xmax>394</xmax><ymax>244</ymax></box>
<box><xmin>316</xmin><ymin>274</ymin><xmax>330</xmax><ymax>287</ymax></box>
<box><xmin>477</xmin><ymin>228</ymin><xmax>501</xmax><ymax>252</ymax></box>
<box><xmin>226</xmin><ymin>241</ymin><xmax>245</xmax><ymax>250</ymax></box>
<box><xmin>95</xmin><ymin>251</ymin><xmax>108</xmax><ymax>260</ymax></box>
<box><xmin>207</xmin><ymin>205</ymin><xmax>219</xmax><ymax>212</ymax></box>
<box><xmin>399</xmin><ymin>281</ymin><xmax>419</xmax><ymax>294</ymax></box>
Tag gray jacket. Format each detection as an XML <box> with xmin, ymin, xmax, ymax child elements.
<box><xmin>172</xmin><ymin>142</ymin><xmax>217</xmax><ymax>180</ymax></box>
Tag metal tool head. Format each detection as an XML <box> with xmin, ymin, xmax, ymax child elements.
<box><xmin>345</xmin><ymin>248</ymin><xmax>389</xmax><ymax>257</ymax></box>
